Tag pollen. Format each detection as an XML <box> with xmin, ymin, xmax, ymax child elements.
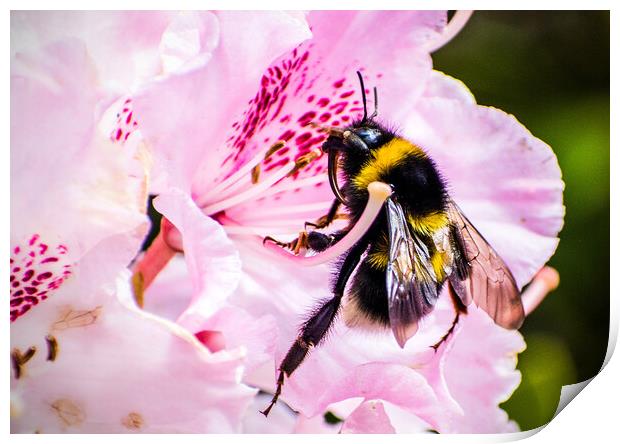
<box><xmin>353</xmin><ymin>138</ymin><xmax>426</xmax><ymax>190</ymax></box>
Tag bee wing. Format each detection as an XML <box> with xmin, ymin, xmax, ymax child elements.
<box><xmin>385</xmin><ymin>197</ymin><xmax>439</xmax><ymax>348</ymax></box>
<box><xmin>447</xmin><ymin>200</ymin><xmax>524</xmax><ymax>329</ymax></box>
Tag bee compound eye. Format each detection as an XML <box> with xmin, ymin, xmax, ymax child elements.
<box><xmin>354</xmin><ymin>128</ymin><xmax>382</xmax><ymax>146</ymax></box>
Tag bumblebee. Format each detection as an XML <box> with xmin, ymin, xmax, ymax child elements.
<box><xmin>261</xmin><ymin>72</ymin><xmax>524</xmax><ymax>416</ymax></box>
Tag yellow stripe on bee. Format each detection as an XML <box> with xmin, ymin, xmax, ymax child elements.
<box><xmin>367</xmin><ymin>250</ymin><xmax>389</xmax><ymax>269</ymax></box>
<box><xmin>352</xmin><ymin>138</ymin><xmax>426</xmax><ymax>190</ymax></box>
<box><xmin>431</xmin><ymin>251</ymin><xmax>448</xmax><ymax>281</ymax></box>
<box><xmin>367</xmin><ymin>234</ymin><xmax>389</xmax><ymax>269</ymax></box>
<box><xmin>407</xmin><ymin>212</ymin><xmax>449</xmax><ymax>237</ymax></box>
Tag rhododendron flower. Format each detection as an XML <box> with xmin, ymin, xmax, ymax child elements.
<box><xmin>10</xmin><ymin>37</ymin><xmax>255</xmax><ymax>433</ymax></box>
<box><xmin>131</xmin><ymin>10</ymin><xmax>564</xmax><ymax>434</ymax></box>
<box><xmin>12</xmin><ymin>10</ymin><xmax>565</xmax><ymax>434</ymax></box>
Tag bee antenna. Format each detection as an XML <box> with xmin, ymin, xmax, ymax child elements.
<box><xmin>356</xmin><ymin>71</ymin><xmax>368</xmax><ymax>123</ymax></box>
<box><xmin>369</xmin><ymin>86</ymin><xmax>379</xmax><ymax>120</ymax></box>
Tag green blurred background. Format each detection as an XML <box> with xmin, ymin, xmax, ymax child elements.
<box><xmin>434</xmin><ymin>11</ymin><xmax>610</xmax><ymax>431</ymax></box>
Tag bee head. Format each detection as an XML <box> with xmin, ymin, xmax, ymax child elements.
<box><xmin>320</xmin><ymin>72</ymin><xmax>385</xmax><ymax>204</ymax></box>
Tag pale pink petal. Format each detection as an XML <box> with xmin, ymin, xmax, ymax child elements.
<box><xmin>197</xmin><ymin>306</ymin><xmax>277</xmax><ymax>373</ymax></box>
<box><xmin>293</xmin><ymin>414</ymin><xmax>341</xmax><ymax>434</ymax></box>
<box><xmin>158</xmin><ymin>11</ymin><xmax>220</xmax><ymax>74</ymax></box>
<box><xmin>143</xmin><ymin>252</ymin><xmax>277</xmax><ymax>374</ymax></box>
<box><xmin>242</xmin><ymin>393</ymin><xmax>297</xmax><ymax>433</ymax></box>
<box><xmin>11</xmin><ymin>11</ymin><xmax>177</xmax><ymax>92</ymax></box>
<box><xmin>304</xmin><ymin>362</ymin><xmax>460</xmax><ymax>431</ymax></box>
<box><xmin>403</xmin><ymin>98</ymin><xmax>564</xmax><ymax>287</ymax></box>
<box><xmin>11</xmin><ymin>40</ymin><xmax>148</xmax><ymax>322</ymax></box>
<box><xmin>152</xmin><ymin>188</ymin><xmax>241</xmax><ymax>330</ymax></box>
<box><xmin>11</xmin><ymin>235</ymin><xmax>255</xmax><ymax>433</ymax></box>
<box><xmin>382</xmin><ymin>403</ymin><xmax>433</xmax><ymax>433</ymax></box>
<box><xmin>11</xmin><ymin>40</ymin><xmax>148</xmax><ymax>256</ymax></box>
<box><xmin>340</xmin><ymin>400</ymin><xmax>396</xmax><ymax>434</ymax></box>
<box><xmin>133</xmin><ymin>11</ymin><xmax>312</xmax><ymax>192</ymax></box>
<box><xmin>422</xmin><ymin>70</ymin><xmax>476</xmax><ymax>104</ymax></box>
<box><xmin>142</xmin><ymin>256</ymin><xmax>193</xmax><ymax>322</ymax></box>
<box><xmin>441</xmin><ymin>305</ymin><xmax>525</xmax><ymax>433</ymax></box>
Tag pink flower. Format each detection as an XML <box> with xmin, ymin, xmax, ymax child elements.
<box><xmin>10</xmin><ymin>37</ymin><xmax>256</xmax><ymax>433</ymax></box>
<box><xmin>128</xmin><ymin>11</ymin><xmax>563</xmax><ymax>433</ymax></box>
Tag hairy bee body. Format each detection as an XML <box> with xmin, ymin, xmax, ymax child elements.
<box><xmin>327</xmin><ymin>125</ymin><xmax>455</xmax><ymax>330</ymax></box>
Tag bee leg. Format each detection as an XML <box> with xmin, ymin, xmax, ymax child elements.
<box><xmin>263</xmin><ymin>231</ymin><xmax>309</xmax><ymax>255</ymax></box>
<box><xmin>304</xmin><ymin>199</ymin><xmax>342</xmax><ymax>230</ymax></box>
<box><xmin>307</xmin><ymin>229</ymin><xmax>346</xmax><ymax>252</ymax></box>
<box><xmin>261</xmin><ymin>236</ymin><xmax>369</xmax><ymax>416</ymax></box>
<box><xmin>431</xmin><ymin>283</ymin><xmax>468</xmax><ymax>351</ymax></box>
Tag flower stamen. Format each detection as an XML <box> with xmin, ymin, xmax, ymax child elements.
<box><xmin>522</xmin><ymin>266</ymin><xmax>560</xmax><ymax>316</ymax></box>
<box><xmin>200</xmin><ymin>160</ymin><xmax>296</xmax><ymax>216</ymax></box>
<box><xmin>195</xmin><ymin>141</ymin><xmax>287</xmax><ymax>207</ymax></box>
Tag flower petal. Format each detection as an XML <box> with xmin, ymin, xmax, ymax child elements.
<box><xmin>134</xmin><ymin>11</ymin><xmax>312</xmax><ymax>192</ymax></box>
<box><xmin>242</xmin><ymin>393</ymin><xmax>297</xmax><ymax>433</ymax></box>
<box><xmin>158</xmin><ymin>11</ymin><xmax>219</xmax><ymax>74</ymax></box>
<box><xmin>11</xmin><ymin>235</ymin><xmax>255</xmax><ymax>433</ymax></box>
<box><xmin>11</xmin><ymin>40</ymin><xmax>148</xmax><ymax>260</ymax></box>
<box><xmin>403</xmin><ymin>98</ymin><xmax>564</xmax><ymax>287</ymax></box>
<box><xmin>340</xmin><ymin>400</ymin><xmax>396</xmax><ymax>434</ymax></box>
<box><xmin>11</xmin><ymin>39</ymin><xmax>148</xmax><ymax>322</ymax></box>
<box><xmin>441</xmin><ymin>305</ymin><xmax>525</xmax><ymax>433</ymax></box>
<box><xmin>153</xmin><ymin>188</ymin><xmax>242</xmax><ymax>331</ymax></box>
<box><xmin>11</xmin><ymin>11</ymin><xmax>177</xmax><ymax>92</ymax></box>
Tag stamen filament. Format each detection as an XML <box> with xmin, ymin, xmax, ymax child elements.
<box><xmin>263</xmin><ymin>182</ymin><xmax>392</xmax><ymax>266</ymax></box>
<box><xmin>522</xmin><ymin>266</ymin><xmax>560</xmax><ymax>316</ymax></box>
<box><xmin>201</xmin><ymin>160</ymin><xmax>295</xmax><ymax>215</ymax></box>
<box><xmin>195</xmin><ymin>141</ymin><xmax>285</xmax><ymax>207</ymax></box>
<box><xmin>238</xmin><ymin>201</ymin><xmax>335</xmax><ymax>220</ymax></box>
<box><xmin>223</xmin><ymin>225</ymin><xmax>299</xmax><ymax>236</ymax></box>
<box><xmin>425</xmin><ymin>10</ymin><xmax>474</xmax><ymax>53</ymax></box>
<box><xmin>257</xmin><ymin>175</ymin><xmax>327</xmax><ymax>200</ymax></box>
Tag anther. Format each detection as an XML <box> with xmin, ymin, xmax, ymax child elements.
<box><xmin>11</xmin><ymin>346</ymin><xmax>37</xmax><ymax>379</ymax></box>
<box><xmin>46</xmin><ymin>334</ymin><xmax>59</xmax><ymax>361</ymax></box>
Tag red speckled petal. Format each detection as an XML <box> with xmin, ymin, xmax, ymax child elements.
<box><xmin>133</xmin><ymin>11</ymin><xmax>312</xmax><ymax>193</ymax></box>
<box><xmin>220</xmin><ymin>11</ymin><xmax>448</xmax><ymax>226</ymax></box>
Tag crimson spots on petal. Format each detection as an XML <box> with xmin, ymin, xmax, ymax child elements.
<box><xmin>216</xmin><ymin>41</ymin><xmax>369</xmax><ymax>201</ymax></box>
<box><xmin>279</xmin><ymin>130</ymin><xmax>296</xmax><ymax>142</ymax></box>
<box><xmin>295</xmin><ymin>132</ymin><xmax>312</xmax><ymax>145</ymax></box>
<box><xmin>297</xmin><ymin>111</ymin><xmax>316</xmax><ymax>126</ymax></box>
<box><xmin>22</xmin><ymin>270</ymin><xmax>34</xmax><ymax>282</ymax></box>
<box><xmin>10</xmin><ymin>235</ymin><xmax>73</xmax><ymax>322</ymax></box>
<box><xmin>319</xmin><ymin>112</ymin><xmax>331</xmax><ymax>123</ymax></box>
<box><xmin>110</xmin><ymin>97</ymin><xmax>139</xmax><ymax>144</ymax></box>
<box><xmin>41</xmin><ymin>257</ymin><xmax>59</xmax><ymax>264</ymax></box>
<box><xmin>37</xmin><ymin>272</ymin><xmax>53</xmax><ymax>280</ymax></box>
